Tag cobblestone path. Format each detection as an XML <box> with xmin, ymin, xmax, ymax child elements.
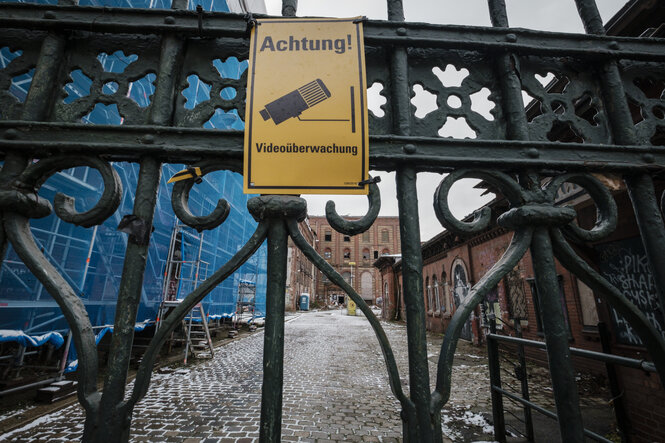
<box><xmin>0</xmin><ymin>310</ymin><xmax>612</xmax><ymax>442</ymax></box>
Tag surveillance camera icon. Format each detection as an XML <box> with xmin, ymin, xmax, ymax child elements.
<box><xmin>259</xmin><ymin>79</ymin><xmax>332</xmax><ymax>125</ymax></box>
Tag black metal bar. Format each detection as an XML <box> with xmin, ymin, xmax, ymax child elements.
<box><xmin>514</xmin><ymin>319</ymin><xmax>534</xmax><ymax>441</ymax></box>
<box><xmin>530</xmin><ymin>228</ymin><xmax>584</xmax><ymax>442</ymax></box>
<box><xmin>492</xmin><ymin>386</ymin><xmax>614</xmax><ymax>443</ymax></box>
<box><xmin>599</xmin><ymin>322</ymin><xmax>631</xmax><ymax>443</ymax></box>
<box><xmin>95</xmin><ymin>157</ymin><xmax>160</xmax><ymax>442</ymax></box>
<box><xmin>396</xmin><ymin>169</ymin><xmax>433</xmax><ymax>442</ymax></box>
<box><xmin>4</xmin><ymin>124</ymin><xmax>665</xmax><ymax>171</ymax></box>
<box><xmin>574</xmin><ymin>0</ymin><xmax>665</xmax><ymax>326</ymax></box>
<box><xmin>388</xmin><ymin>2</ymin><xmax>434</xmax><ymax>439</ymax></box>
<box><xmin>486</xmin><ymin>0</ymin><xmax>529</xmax><ymax>140</ymax></box>
<box><xmin>259</xmin><ymin>219</ymin><xmax>288</xmax><ymax>442</ymax></box>
<box><xmin>387</xmin><ymin>0</ymin><xmax>404</xmax><ymax>22</ymax></box>
<box><xmin>2</xmin><ymin>4</ymin><xmax>665</xmax><ymax>61</ymax></box>
<box><xmin>487</xmin><ymin>333</ymin><xmax>656</xmax><ymax>372</ymax></box>
<box><xmin>94</xmin><ymin>7</ymin><xmax>186</xmax><ymax>437</ymax></box>
<box><xmin>486</xmin><ymin>307</ymin><xmax>506</xmax><ymax>443</ymax></box>
<box><xmin>0</xmin><ymin>22</ymin><xmax>67</xmax><ymax>270</ymax></box>
<box><xmin>281</xmin><ymin>0</ymin><xmax>297</xmax><ymax>17</ymax></box>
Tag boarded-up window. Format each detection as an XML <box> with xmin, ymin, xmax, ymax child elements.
<box><xmin>381</xmin><ymin>229</ymin><xmax>389</xmax><ymax>242</ymax></box>
<box><xmin>361</xmin><ymin>272</ymin><xmax>373</xmax><ymax>301</ymax></box>
<box><xmin>505</xmin><ymin>269</ymin><xmax>528</xmax><ymax>320</ymax></box>
<box><xmin>527</xmin><ymin>276</ymin><xmax>572</xmax><ymax>338</ymax></box>
<box><xmin>577</xmin><ymin>279</ymin><xmax>599</xmax><ymax>328</ymax></box>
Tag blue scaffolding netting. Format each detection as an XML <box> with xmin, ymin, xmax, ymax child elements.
<box><xmin>0</xmin><ymin>0</ymin><xmax>267</xmax><ymax>368</ymax></box>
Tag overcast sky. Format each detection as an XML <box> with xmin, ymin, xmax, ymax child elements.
<box><xmin>262</xmin><ymin>0</ymin><xmax>628</xmax><ymax>242</ymax></box>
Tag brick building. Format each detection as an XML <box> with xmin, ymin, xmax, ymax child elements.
<box><xmin>377</xmin><ymin>181</ymin><xmax>665</xmax><ymax>441</ymax></box>
<box><xmin>285</xmin><ymin>218</ymin><xmax>317</xmax><ymax>311</ymax></box>
<box><xmin>376</xmin><ymin>2</ymin><xmax>665</xmax><ymax>440</ymax></box>
<box><xmin>309</xmin><ymin>216</ymin><xmax>400</xmax><ymax>305</ymax></box>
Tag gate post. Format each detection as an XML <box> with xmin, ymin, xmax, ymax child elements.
<box><xmin>530</xmin><ymin>228</ymin><xmax>584</xmax><ymax>442</ymax></box>
<box><xmin>248</xmin><ymin>195</ymin><xmax>307</xmax><ymax>442</ymax></box>
<box><xmin>260</xmin><ymin>217</ymin><xmax>288</xmax><ymax>442</ymax></box>
<box><xmin>387</xmin><ymin>0</ymin><xmax>435</xmax><ymax>439</ymax></box>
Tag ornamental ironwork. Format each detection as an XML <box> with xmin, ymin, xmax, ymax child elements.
<box><xmin>1</xmin><ymin>0</ymin><xmax>665</xmax><ymax>442</ymax></box>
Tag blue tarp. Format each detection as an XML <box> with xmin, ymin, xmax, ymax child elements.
<box><xmin>0</xmin><ymin>330</ymin><xmax>65</xmax><ymax>349</ymax></box>
<box><xmin>0</xmin><ymin>0</ymin><xmax>267</xmax><ymax>338</ymax></box>
<box><xmin>64</xmin><ymin>320</ymin><xmax>154</xmax><ymax>373</ymax></box>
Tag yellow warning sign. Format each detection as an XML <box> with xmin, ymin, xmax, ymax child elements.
<box><xmin>243</xmin><ymin>17</ymin><xmax>369</xmax><ymax>195</ymax></box>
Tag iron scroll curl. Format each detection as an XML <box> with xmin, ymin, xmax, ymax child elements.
<box><xmin>325</xmin><ymin>175</ymin><xmax>381</xmax><ymax>235</ymax></box>
<box><xmin>13</xmin><ymin>155</ymin><xmax>123</xmax><ymax>228</ymax></box>
<box><xmin>433</xmin><ymin>169</ymin><xmax>523</xmax><ymax>236</ymax></box>
<box><xmin>430</xmin><ymin>169</ymin><xmax>665</xmax><ymax>411</ymax></box>
<box><xmin>171</xmin><ymin>159</ymin><xmax>242</xmax><ymax>232</ymax></box>
<box><xmin>0</xmin><ymin>155</ymin><xmax>124</xmax><ymax>412</ymax></box>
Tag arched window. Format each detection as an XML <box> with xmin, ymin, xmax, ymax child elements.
<box><xmin>342</xmin><ymin>271</ymin><xmax>352</xmax><ymax>284</ymax></box>
<box><xmin>324</xmin><ymin>248</ymin><xmax>332</xmax><ymax>259</ymax></box>
<box><xmin>441</xmin><ymin>272</ymin><xmax>448</xmax><ymax>312</ymax></box>
<box><xmin>452</xmin><ymin>260</ymin><xmax>470</xmax><ymax>308</ymax></box>
<box><xmin>381</xmin><ymin>248</ymin><xmax>390</xmax><ymax>256</ymax></box>
<box><xmin>362</xmin><ymin>248</ymin><xmax>370</xmax><ymax>260</ymax></box>
<box><xmin>425</xmin><ymin>276</ymin><xmax>432</xmax><ymax>312</ymax></box>
<box><xmin>343</xmin><ymin>248</ymin><xmax>351</xmax><ymax>259</ymax></box>
<box><xmin>451</xmin><ymin>259</ymin><xmax>473</xmax><ymax>340</ymax></box>
<box><xmin>433</xmin><ymin>275</ymin><xmax>440</xmax><ymax>312</ymax></box>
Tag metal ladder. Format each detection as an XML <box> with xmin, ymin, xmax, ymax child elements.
<box><xmin>182</xmin><ymin>303</ymin><xmax>214</xmax><ymax>364</ymax></box>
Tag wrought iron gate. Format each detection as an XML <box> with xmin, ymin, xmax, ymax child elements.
<box><xmin>1</xmin><ymin>0</ymin><xmax>665</xmax><ymax>441</ymax></box>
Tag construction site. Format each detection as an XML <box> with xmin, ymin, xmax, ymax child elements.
<box><xmin>0</xmin><ymin>0</ymin><xmax>268</xmax><ymax>406</ymax></box>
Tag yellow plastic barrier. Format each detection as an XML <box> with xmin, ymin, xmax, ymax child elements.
<box><xmin>347</xmin><ymin>299</ymin><xmax>356</xmax><ymax>316</ymax></box>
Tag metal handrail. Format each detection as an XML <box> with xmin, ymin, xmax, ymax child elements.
<box><xmin>487</xmin><ymin>332</ymin><xmax>657</xmax><ymax>372</ymax></box>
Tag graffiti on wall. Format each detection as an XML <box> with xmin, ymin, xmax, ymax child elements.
<box><xmin>596</xmin><ymin>237</ymin><xmax>665</xmax><ymax>346</ymax></box>
<box><xmin>452</xmin><ymin>258</ymin><xmax>472</xmax><ymax>341</ymax></box>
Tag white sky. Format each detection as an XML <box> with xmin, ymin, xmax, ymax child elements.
<box><xmin>262</xmin><ymin>0</ymin><xmax>629</xmax><ymax>242</ymax></box>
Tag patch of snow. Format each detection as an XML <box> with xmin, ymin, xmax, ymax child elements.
<box><xmin>0</xmin><ymin>410</ymin><xmax>64</xmax><ymax>440</ymax></box>
<box><xmin>0</xmin><ymin>406</ymin><xmax>31</xmax><ymax>422</ymax></box>
<box><xmin>461</xmin><ymin>410</ymin><xmax>494</xmax><ymax>434</ymax></box>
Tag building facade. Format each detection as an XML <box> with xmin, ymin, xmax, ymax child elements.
<box><xmin>285</xmin><ymin>218</ymin><xmax>317</xmax><ymax>311</ymax></box>
<box><xmin>377</xmin><ymin>3</ymin><xmax>665</xmax><ymax>440</ymax></box>
<box><xmin>309</xmin><ymin>216</ymin><xmax>400</xmax><ymax>305</ymax></box>
<box><xmin>377</xmin><ymin>183</ymin><xmax>665</xmax><ymax>441</ymax></box>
